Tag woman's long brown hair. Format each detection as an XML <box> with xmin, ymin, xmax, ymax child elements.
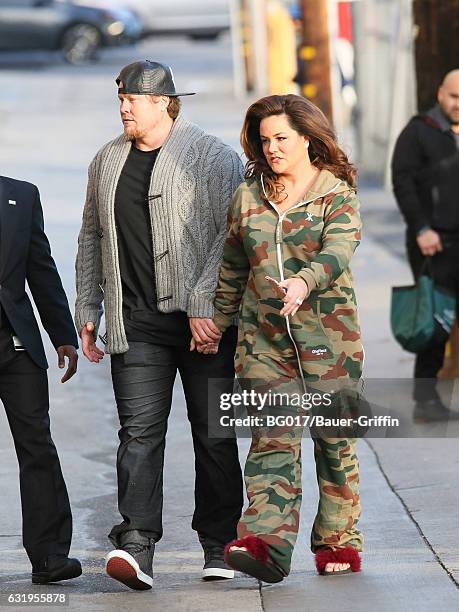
<box><xmin>240</xmin><ymin>94</ymin><xmax>357</xmax><ymax>203</ymax></box>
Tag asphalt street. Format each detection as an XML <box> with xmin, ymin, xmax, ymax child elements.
<box><xmin>0</xmin><ymin>35</ymin><xmax>458</xmax><ymax>611</ymax></box>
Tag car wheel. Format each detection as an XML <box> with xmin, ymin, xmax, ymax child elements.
<box><xmin>61</xmin><ymin>23</ymin><xmax>101</xmax><ymax>65</ymax></box>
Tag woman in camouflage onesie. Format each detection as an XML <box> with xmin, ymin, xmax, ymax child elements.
<box><xmin>212</xmin><ymin>95</ymin><xmax>364</xmax><ymax>583</ymax></box>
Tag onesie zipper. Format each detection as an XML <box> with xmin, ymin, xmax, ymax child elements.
<box><xmin>260</xmin><ymin>174</ymin><xmax>341</xmax><ymax>394</ymax></box>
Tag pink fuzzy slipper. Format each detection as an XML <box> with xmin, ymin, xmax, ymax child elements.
<box><xmin>224</xmin><ymin>536</ymin><xmax>284</xmax><ymax>583</ymax></box>
<box><xmin>315</xmin><ymin>546</ymin><xmax>361</xmax><ymax>576</ymax></box>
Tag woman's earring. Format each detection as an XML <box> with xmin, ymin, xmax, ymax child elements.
<box><xmin>305</xmin><ymin>140</ymin><xmax>310</xmax><ymax>149</ymax></box>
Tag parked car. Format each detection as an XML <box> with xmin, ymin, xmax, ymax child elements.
<box><xmin>89</xmin><ymin>0</ymin><xmax>230</xmax><ymax>40</ymax></box>
<box><xmin>0</xmin><ymin>0</ymin><xmax>142</xmax><ymax>64</ymax></box>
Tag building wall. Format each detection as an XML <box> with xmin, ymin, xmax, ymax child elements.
<box><xmin>352</xmin><ymin>0</ymin><xmax>417</xmax><ymax>184</ymax></box>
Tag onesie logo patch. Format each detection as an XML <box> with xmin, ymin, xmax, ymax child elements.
<box><xmin>311</xmin><ymin>347</ymin><xmax>329</xmax><ymax>356</ymax></box>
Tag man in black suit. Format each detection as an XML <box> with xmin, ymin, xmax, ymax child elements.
<box><xmin>0</xmin><ymin>175</ymin><xmax>81</xmax><ymax>584</ymax></box>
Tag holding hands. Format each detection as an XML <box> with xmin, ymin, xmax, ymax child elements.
<box><xmin>188</xmin><ymin>276</ymin><xmax>310</xmax><ymax>354</ymax></box>
<box><xmin>189</xmin><ymin>317</ymin><xmax>222</xmax><ymax>354</ymax></box>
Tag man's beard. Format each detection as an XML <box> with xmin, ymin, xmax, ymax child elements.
<box><xmin>445</xmin><ymin>109</ymin><xmax>459</xmax><ymax>125</ymax></box>
<box><xmin>124</xmin><ymin>124</ymin><xmax>146</xmax><ymax>141</ymax></box>
<box><xmin>447</xmin><ymin>113</ymin><xmax>459</xmax><ymax>125</ymax></box>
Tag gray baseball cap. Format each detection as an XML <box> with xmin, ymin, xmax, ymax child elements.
<box><xmin>116</xmin><ymin>60</ymin><xmax>195</xmax><ymax>96</ymax></box>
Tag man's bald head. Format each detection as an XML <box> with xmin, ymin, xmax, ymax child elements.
<box><xmin>438</xmin><ymin>69</ymin><xmax>459</xmax><ymax>125</ymax></box>
<box><xmin>441</xmin><ymin>69</ymin><xmax>459</xmax><ymax>88</ymax></box>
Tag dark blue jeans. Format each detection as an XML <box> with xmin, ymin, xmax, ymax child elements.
<box><xmin>108</xmin><ymin>327</ymin><xmax>243</xmax><ymax>546</ymax></box>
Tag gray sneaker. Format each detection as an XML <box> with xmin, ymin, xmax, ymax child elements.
<box><xmin>199</xmin><ymin>535</ymin><xmax>234</xmax><ymax>581</ymax></box>
<box><xmin>105</xmin><ymin>530</ymin><xmax>154</xmax><ymax>590</ymax></box>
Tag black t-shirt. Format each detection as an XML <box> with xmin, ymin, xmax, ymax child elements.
<box><xmin>114</xmin><ymin>145</ymin><xmax>191</xmax><ymax>346</ymax></box>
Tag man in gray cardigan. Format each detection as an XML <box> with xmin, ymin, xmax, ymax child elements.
<box><xmin>75</xmin><ymin>61</ymin><xmax>243</xmax><ymax>589</ymax></box>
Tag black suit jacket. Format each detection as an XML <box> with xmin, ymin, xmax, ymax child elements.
<box><xmin>0</xmin><ymin>176</ymin><xmax>78</xmax><ymax>369</ymax></box>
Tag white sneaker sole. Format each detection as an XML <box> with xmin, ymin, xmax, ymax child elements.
<box><xmin>202</xmin><ymin>567</ymin><xmax>235</xmax><ymax>581</ymax></box>
<box><xmin>105</xmin><ymin>550</ymin><xmax>153</xmax><ymax>590</ymax></box>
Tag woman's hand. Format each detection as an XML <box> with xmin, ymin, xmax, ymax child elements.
<box><xmin>190</xmin><ymin>337</ymin><xmax>220</xmax><ymax>354</ymax></box>
<box><xmin>279</xmin><ymin>277</ymin><xmax>310</xmax><ymax>317</ymax></box>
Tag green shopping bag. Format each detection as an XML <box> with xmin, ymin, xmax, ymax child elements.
<box><xmin>391</xmin><ymin>275</ymin><xmax>434</xmax><ymax>353</ymax></box>
<box><xmin>433</xmin><ymin>285</ymin><xmax>456</xmax><ymax>337</ymax></box>
<box><xmin>391</xmin><ymin>263</ymin><xmax>456</xmax><ymax>354</ymax></box>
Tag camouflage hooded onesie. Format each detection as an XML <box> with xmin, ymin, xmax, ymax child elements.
<box><xmin>213</xmin><ymin>169</ymin><xmax>364</xmax><ymax>576</ymax></box>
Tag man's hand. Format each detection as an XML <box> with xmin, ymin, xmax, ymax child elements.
<box><xmin>189</xmin><ymin>317</ymin><xmax>222</xmax><ymax>344</ymax></box>
<box><xmin>57</xmin><ymin>345</ymin><xmax>78</xmax><ymax>383</ymax></box>
<box><xmin>416</xmin><ymin>229</ymin><xmax>442</xmax><ymax>256</ymax></box>
<box><xmin>279</xmin><ymin>278</ymin><xmax>310</xmax><ymax>317</ymax></box>
<box><xmin>80</xmin><ymin>321</ymin><xmax>104</xmax><ymax>363</ymax></box>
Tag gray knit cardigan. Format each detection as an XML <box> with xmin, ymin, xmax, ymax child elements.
<box><xmin>75</xmin><ymin>114</ymin><xmax>244</xmax><ymax>354</ymax></box>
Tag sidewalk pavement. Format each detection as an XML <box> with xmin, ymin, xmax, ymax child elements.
<box><xmin>0</xmin><ymin>36</ymin><xmax>458</xmax><ymax>611</ymax></box>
